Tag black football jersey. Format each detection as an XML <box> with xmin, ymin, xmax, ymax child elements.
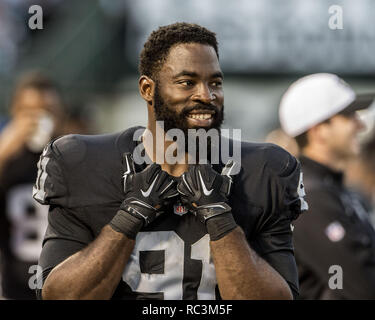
<box><xmin>0</xmin><ymin>148</ymin><xmax>49</xmax><ymax>300</ymax></box>
<box><xmin>33</xmin><ymin>126</ymin><xmax>305</xmax><ymax>300</ymax></box>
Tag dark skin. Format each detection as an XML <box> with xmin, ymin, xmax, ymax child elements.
<box><xmin>41</xmin><ymin>226</ymin><xmax>134</xmax><ymax>299</ymax></box>
<box><xmin>139</xmin><ymin>43</ymin><xmax>224</xmax><ymax>176</ymax></box>
<box><xmin>42</xmin><ymin>43</ymin><xmax>292</xmax><ymax>300</ymax></box>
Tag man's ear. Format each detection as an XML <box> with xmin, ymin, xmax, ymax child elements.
<box><xmin>139</xmin><ymin>75</ymin><xmax>155</xmax><ymax>105</ymax></box>
<box><xmin>310</xmin><ymin>122</ymin><xmax>330</xmax><ymax>144</ymax></box>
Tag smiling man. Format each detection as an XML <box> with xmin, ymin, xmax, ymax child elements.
<box><xmin>33</xmin><ymin>23</ymin><xmax>306</xmax><ymax>300</ymax></box>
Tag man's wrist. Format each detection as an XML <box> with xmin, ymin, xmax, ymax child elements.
<box><xmin>205</xmin><ymin>211</ymin><xmax>237</xmax><ymax>241</ymax></box>
<box><xmin>109</xmin><ymin>209</ymin><xmax>143</xmax><ymax>240</ymax></box>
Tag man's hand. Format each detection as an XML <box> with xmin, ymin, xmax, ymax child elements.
<box><xmin>110</xmin><ymin>153</ymin><xmax>178</xmax><ymax>239</ymax></box>
<box><xmin>177</xmin><ymin>161</ymin><xmax>237</xmax><ymax>241</ymax></box>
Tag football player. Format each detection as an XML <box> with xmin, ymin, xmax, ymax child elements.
<box><xmin>0</xmin><ymin>72</ymin><xmax>65</xmax><ymax>299</ymax></box>
<box><xmin>33</xmin><ymin>23</ymin><xmax>306</xmax><ymax>300</ymax></box>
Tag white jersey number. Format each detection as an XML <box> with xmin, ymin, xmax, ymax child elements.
<box><xmin>6</xmin><ymin>184</ymin><xmax>49</xmax><ymax>262</ymax></box>
<box><xmin>297</xmin><ymin>172</ymin><xmax>308</xmax><ymax>211</ymax></box>
<box><xmin>122</xmin><ymin>231</ymin><xmax>217</xmax><ymax>300</ymax></box>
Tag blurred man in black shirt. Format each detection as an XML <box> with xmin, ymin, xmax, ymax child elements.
<box><xmin>280</xmin><ymin>73</ymin><xmax>375</xmax><ymax>299</ymax></box>
<box><xmin>0</xmin><ymin>72</ymin><xmax>64</xmax><ymax>299</ymax></box>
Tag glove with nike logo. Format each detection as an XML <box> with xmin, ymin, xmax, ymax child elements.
<box><xmin>177</xmin><ymin>161</ymin><xmax>238</xmax><ymax>241</ymax></box>
<box><xmin>110</xmin><ymin>153</ymin><xmax>178</xmax><ymax>239</ymax></box>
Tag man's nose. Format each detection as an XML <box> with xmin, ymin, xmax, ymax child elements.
<box><xmin>192</xmin><ymin>83</ymin><xmax>215</xmax><ymax>104</ymax></box>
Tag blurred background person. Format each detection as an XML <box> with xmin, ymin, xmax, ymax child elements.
<box><xmin>0</xmin><ymin>71</ymin><xmax>65</xmax><ymax>299</ymax></box>
<box><xmin>345</xmin><ymin>132</ymin><xmax>375</xmax><ymax>227</ymax></box>
<box><xmin>279</xmin><ymin>73</ymin><xmax>375</xmax><ymax>299</ymax></box>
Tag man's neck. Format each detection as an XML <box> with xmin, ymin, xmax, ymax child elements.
<box><xmin>143</xmin><ymin>124</ymin><xmax>188</xmax><ymax>177</ymax></box>
<box><xmin>302</xmin><ymin>146</ymin><xmax>347</xmax><ymax>172</ymax></box>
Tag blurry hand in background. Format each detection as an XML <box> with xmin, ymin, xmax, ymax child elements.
<box><xmin>0</xmin><ymin>78</ymin><xmax>64</xmax><ymax>174</ymax></box>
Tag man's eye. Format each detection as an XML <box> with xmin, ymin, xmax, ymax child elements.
<box><xmin>211</xmin><ymin>81</ymin><xmax>222</xmax><ymax>87</ymax></box>
<box><xmin>179</xmin><ymin>80</ymin><xmax>194</xmax><ymax>87</ymax></box>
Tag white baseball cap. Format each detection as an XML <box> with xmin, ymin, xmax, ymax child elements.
<box><xmin>279</xmin><ymin>73</ymin><xmax>374</xmax><ymax>137</ymax></box>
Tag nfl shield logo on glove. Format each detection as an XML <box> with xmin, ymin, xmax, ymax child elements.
<box><xmin>174</xmin><ymin>203</ymin><xmax>188</xmax><ymax>216</ymax></box>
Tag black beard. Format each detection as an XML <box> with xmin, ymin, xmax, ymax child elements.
<box><xmin>153</xmin><ymin>83</ymin><xmax>224</xmax><ymax>161</ymax></box>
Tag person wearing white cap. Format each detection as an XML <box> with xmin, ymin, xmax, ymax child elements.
<box><xmin>279</xmin><ymin>73</ymin><xmax>375</xmax><ymax>299</ymax></box>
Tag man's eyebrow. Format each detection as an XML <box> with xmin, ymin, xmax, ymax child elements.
<box><xmin>172</xmin><ymin>71</ymin><xmax>198</xmax><ymax>79</ymax></box>
<box><xmin>212</xmin><ymin>71</ymin><xmax>224</xmax><ymax>79</ymax></box>
<box><xmin>172</xmin><ymin>70</ymin><xmax>224</xmax><ymax>79</ymax></box>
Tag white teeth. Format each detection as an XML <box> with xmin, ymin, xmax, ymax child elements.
<box><xmin>188</xmin><ymin>114</ymin><xmax>212</xmax><ymax>120</ymax></box>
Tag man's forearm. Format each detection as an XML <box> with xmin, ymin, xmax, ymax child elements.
<box><xmin>42</xmin><ymin>225</ymin><xmax>134</xmax><ymax>300</ymax></box>
<box><xmin>210</xmin><ymin>227</ymin><xmax>293</xmax><ymax>300</ymax></box>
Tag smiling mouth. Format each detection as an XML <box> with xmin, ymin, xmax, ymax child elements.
<box><xmin>187</xmin><ymin>113</ymin><xmax>213</xmax><ymax>120</ymax></box>
<box><xmin>186</xmin><ymin>110</ymin><xmax>216</xmax><ymax>121</ymax></box>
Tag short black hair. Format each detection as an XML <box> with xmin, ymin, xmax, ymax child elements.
<box><xmin>139</xmin><ymin>22</ymin><xmax>219</xmax><ymax>80</ymax></box>
<box><xmin>11</xmin><ymin>71</ymin><xmax>59</xmax><ymax>106</ymax></box>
